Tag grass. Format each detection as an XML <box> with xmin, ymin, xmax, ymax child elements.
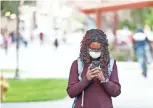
<box><xmin>0</xmin><ymin>69</ymin><xmax>24</xmax><ymax>73</ymax></box>
<box><xmin>3</xmin><ymin>79</ymin><xmax>68</xmax><ymax>102</ymax></box>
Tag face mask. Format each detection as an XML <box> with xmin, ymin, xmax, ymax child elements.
<box><xmin>89</xmin><ymin>51</ymin><xmax>101</xmax><ymax>59</ymax></box>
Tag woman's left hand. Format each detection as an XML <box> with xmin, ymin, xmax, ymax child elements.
<box><xmin>96</xmin><ymin>68</ymin><xmax>105</xmax><ymax>81</ymax></box>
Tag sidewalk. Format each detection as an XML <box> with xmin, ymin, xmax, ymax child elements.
<box><xmin>1</xmin><ymin>67</ymin><xmax>153</xmax><ymax>108</ymax></box>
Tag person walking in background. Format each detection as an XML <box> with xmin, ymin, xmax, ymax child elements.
<box><xmin>10</xmin><ymin>31</ymin><xmax>15</xmax><ymax>43</ymax></box>
<box><xmin>3</xmin><ymin>36</ymin><xmax>8</xmax><ymax>54</ymax></box>
<box><xmin>0</xmin><ymin>33</ymin><xmax>4</xmax><ymax>48</ymax></box>
<box><xmin>144</xmin><ymin>24</ymin><xmax>153</xmax><ymax>59</ymax></box>
<box><xmin>133</xmin><ymin>27</ymin><xmax>152</xmax><ymax>77</ymax></box>
<box><xmin>1</xmin><ymin>29</ymin><xmax>10</xmax><ymax>54</ymax></box>
<box><xmin>54</xmin><ymin>38</ymin><xmax>59</xmax><ymax>50</ymax></box>
<box><xmin>116</xmin><ymin>26</ymin><xmax>133</xmax><ymax>61</ymax></box>
<box><xmin>39</xmin><ymin>32</ymin><xmax>44</xmax><ymax>44</ymax></box>
<box><xmin>3</xmin><ymin>31</ymin><xmax>11</xmax><ymax>54</ymax></box>
<box><xmin>67</xmin><ymin>29</ymin><xmax>121</xmax><ymax>108</ymax></box>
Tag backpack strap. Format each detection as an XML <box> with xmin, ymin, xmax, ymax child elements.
<box><xmin>75</xmin><ymin>57</ymin><xmax>85</xmax><ymax>107</ymax></box>
<box><xmin>77</xmin><ymin>57</ymin><xmax>84</xmax><ymax>80</ymax></box>
<box><xmin>72</xmin><ymin>97</ymin><xmax>77</xmax><ymax>108</ymax></box>
<box><xmin>108</xmin><ymin>56</ymin><xmax>114</xmax><ymax>77</ymax></box>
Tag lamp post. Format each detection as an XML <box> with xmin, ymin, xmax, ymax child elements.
<box><xmin>15</xmin><ymin>0</ymin><xmax>24</xmax><ymax>79</ymax></box>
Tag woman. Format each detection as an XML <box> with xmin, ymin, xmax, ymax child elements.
<box><xmin>67</xmin><ymin>29</ymin><xmax>121</xmax><ymax>108</ymax></box>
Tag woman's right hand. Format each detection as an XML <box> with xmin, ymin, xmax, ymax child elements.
<box><xmin>86</xmin><ymin>65</ymin><xmax>99</xmax><ymax>81</ymax></box>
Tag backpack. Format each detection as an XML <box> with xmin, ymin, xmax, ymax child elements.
<box><xmin>72</xmin><ymin>56</ymin><xmax>115</xmax><ymax>108</ymax></box>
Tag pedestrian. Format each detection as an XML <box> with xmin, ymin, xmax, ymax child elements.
<box><xmin>67</xmin><ymin>29</ymin><xmax>121</xmax><ymax>108</ymax></box>
<box><xmin>3</xmin><ymin>31</ymin><xmax>11</xmax><ymax>54</ymax></box>
<box><xmin>132</xmin><ymin>27</ymin><xmax>152</xmax><ymax>77</ymax></box>
<box><xmin>0</xmin><ymin>34</ymin><xmax>4</xmax><ymax>48</ymax></box>
<box><xmin>10</xmin><ymin>31</ymin><xmax>15</xmax><ymax>43</ymax></box>
<box><xmin>1</xmin><ymin>29</ymin><xmax>10</xmax><ymax>54</ymax></box>
<box><xmin>144</xmin><ymin>24</ymin><xmax>153</xmax><ymax>59</ymax></box>
<box><xmin>54</xmin><ymin>38</ymin><xmax>59</xmax><ymax>49</ymax></box>
<box><xmin>39</xmin><ymin>32</ymin><xmax>44</xmax><ymax>44</ymax></box>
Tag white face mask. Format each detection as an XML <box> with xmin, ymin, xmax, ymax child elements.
<box><xmin>89</xmin><ymin>51</ymin><xmax>101</xmax><ymax>59</ymax></box>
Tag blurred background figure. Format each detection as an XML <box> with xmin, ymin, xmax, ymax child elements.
<box><xmin>144</xmin><ymin>24</ymin><xmax>153</xmax><ymax>58</ymax></box>
<box><xmin>39</xmin><ymin>32</ymin><xmax>44</xmax><ymax>44</ymax></box>
<box><xmin>1</xmin><ymin>28</ymin><xmax>11</xmax><ymax>54</ymax></box>
<box><xmin>132</xmin><ymin>27</ymin><xmax>152</xmax><ymax>77</ymax></box>
<box><xmin>10</xmin><ymin>31</ymin><xmax>16</xmax><ymax>44</ymax></box>
<box><xmin>0</xmin><ymin>33</ymin><xmax>4</xmax><ymax>48</ymax></box>
<box><xmin>54</xmin><ymin>38</ymin><xmax>59</xmax><ymax>49</ymax></box>
<box><xmin>116</xmin><ymin>26</ymin><xmax>133</xmax><ymax>61</ymax></box>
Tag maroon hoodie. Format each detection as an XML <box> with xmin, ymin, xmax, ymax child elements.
<box><xmin>67</xmin><ymin>60</ymin><xmax>121</xmax><ymax>108</ymax></box>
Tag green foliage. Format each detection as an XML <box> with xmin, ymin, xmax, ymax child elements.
<box><xmin>144</xmin><ymin>8</ymin><xmax>153</xmax><ymax>27</ymax></box>
<box><xmin>1</xmin><ymin>1</ymin><xmax>36</xmax><ymax>16</ymax></box>
<box><xmin>119</xmin><ymin>20</ymin><xmax>136</xmax><ymax>31</ymax></box>
<box><xmin>111</xmin><ymin>51</ymin><xmax>128</xmax><ymax>61</ymax></box>
<box><xmin>132</xmin><ymin>53</ymin><xmax>138</xmax><ymax>62</ymax></box>
<box><xmin>111</xmin><ymin>50</ymin><xmax>138</xmax><ymax>61</ymax></box>
<box><xmin>24</xmin><ymin>1</ymin><xmax>36</xmax><ymax>5</ymax></box>
<box><xmin>1</xmin><ymin>1</ymin><xmax>19</xmax><ymax>15</ymax></box>
<box><xmin>109</xmin><ymin>43</ymin><xmax>138</xmax><ymax>61</ymax></box>
<box><xmin>119</xmin><ymin>8</ymin><xmax>153</xmax><ymax>30</ymax></box>
<box><xmin>131</xmin><ymin>8</ymin><xmax>153</xmax><ymax>29</ymax></box>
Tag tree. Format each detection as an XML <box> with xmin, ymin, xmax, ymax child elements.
<box><xmin>1</xmin><ymin>1</ymin><xmax>36</xmax><ymax>16</ymax></box>
<box><xmin>131</xmin><ymin>8</ymin><xmax>153</xmax><ymax>28</ymax></box>
<box><xmin>1</xmin><ymin>1</ymin><xmax>19</xmax><ymax>16</ymax></box>
<box><xmin>119</xmin><ymin>8</ymin><xmax>153</xmax><ymax>30</ymax></box>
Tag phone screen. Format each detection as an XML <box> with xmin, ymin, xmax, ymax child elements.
<box><xmin>90</xmin><ymin>61</ymin><xmax>100</xmax><ymax>69</ymax></box>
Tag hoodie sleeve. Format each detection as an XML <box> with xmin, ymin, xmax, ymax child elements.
<box><xmin>102</xmin><ymin>60</ymin><xmax>121</xmax><ymax>97</ymax></box>
<box><xmin>67</xmin><ymin>60</ymin><xmax>90</xmax><ymax>98</ymax></box>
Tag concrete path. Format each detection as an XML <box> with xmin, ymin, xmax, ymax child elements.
<box><xmin>1</xmin><ymin>66</ymin><xmax>153</xmax><ymax>108</ymax></box>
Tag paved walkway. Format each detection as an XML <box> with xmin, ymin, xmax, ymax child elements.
<box><xmin>1</xmin><ymin>67</ymin><xmax>153</xmax><ymax>108</ymax></box>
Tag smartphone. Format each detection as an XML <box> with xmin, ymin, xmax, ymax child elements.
<box><xmin>90</xmin><ymin>60</ymin><xmax>100</xmax><ymax>69</ymax></box>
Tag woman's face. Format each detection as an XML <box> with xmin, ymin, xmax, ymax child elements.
<box><xmin>88</xmin><ymin>42</ymin><xmax>101</xmax><ymax>59</ymax></box>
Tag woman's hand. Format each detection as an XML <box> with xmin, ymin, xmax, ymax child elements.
<box><xmin>86</xmin><ymin>65</ymin><xmax>98</xmax><ymax>81</ymax></box>
<box><xmin>96</xmin><ymin>68</ymin><xmax>105</xmax><ymax>81</ymax></box>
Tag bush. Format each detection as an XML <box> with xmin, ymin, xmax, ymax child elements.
<box><xmin>110</xmin><ymin>50</ymin><xmax>138</xmax><ymax>61</ymax></box>
<box><xmin>109</xmin><ymin>43</ymin><xmax>138</xmax><ymax>61</ymax></box>
<box><xmin>111</xmin><ymin>51</ymin><xmax>128</xmax><ymax>61</ymax></box>
<box><xmin>132</xmin><ymin>53</ymin><xmax>138</xmax><ymax>61</ymax></box>
<box><xmin>118</xmin><ymin>20</ymin><xmax>136</xmax><ymax>31</ymax></box>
